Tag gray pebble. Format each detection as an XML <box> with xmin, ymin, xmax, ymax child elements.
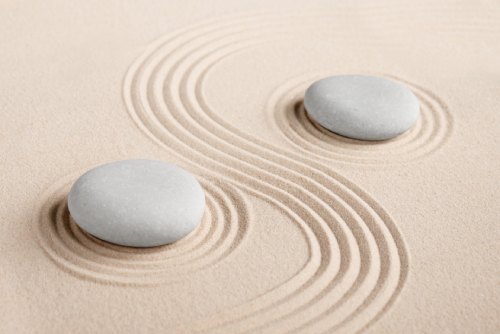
<box><xmin>304</xmin><ymin>75</ymin><xmax>420</xmax><ymax>141</ymax></box>
<box><xmin>68</xmin><ymin>159</ymin><xmax>205</xmax><ymax>247</ymax></box>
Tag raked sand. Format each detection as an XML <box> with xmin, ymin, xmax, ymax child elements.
<box><xmin>0</xmin><ymin>1</ymin><xmax>499</xmax><ymax>333</ymax></box>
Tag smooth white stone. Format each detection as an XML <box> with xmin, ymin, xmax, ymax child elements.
<box><xmin>68</xmin><ymin>159</ymin><xmax>205</xmax><ymax>247</ymax></box>
<box><xmin>304</xmin><ymin>75</ymin><xmax>420</xmax><ymax>141</ymax></box>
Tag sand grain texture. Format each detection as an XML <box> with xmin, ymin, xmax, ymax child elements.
<box><xmin>0</xmin><ymin>1</ymin><xmax>499</xmax><ymax>333</ymax></box>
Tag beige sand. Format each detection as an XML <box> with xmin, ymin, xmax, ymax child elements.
<box><xmin>1</xmin><ymin>1</ymin><xmax>499</xmax><ymax>333</ymax></box>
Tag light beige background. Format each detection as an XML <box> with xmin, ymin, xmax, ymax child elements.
<box><xmin>1</xmin><ymin>0</ymin><xmax>499</xmax><ymax>333</ymax></box>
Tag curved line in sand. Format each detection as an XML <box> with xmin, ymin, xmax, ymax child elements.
<box><xmin>183</xmin><ymin>28</ymin><xmax>408</xmax><ymax>334</ymax></box>
<box><xmin>35</xmin><ymin>175</ymin><xmax>251</xmax><ymax>286</ymax></box>
<box><xmin>269</xmin><ymin>73</ymin><xmax>453</xmax><ymax>165</ymax></box>
<box><xmin>121</xmin><ymin>13</ymin><xmax>409</xmax><ymax>333</ymax></box>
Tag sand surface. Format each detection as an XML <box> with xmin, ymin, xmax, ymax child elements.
<box><xmin>1</xmin><ymin>1</ymin><xmax>499</xmax><ymax>333</ymax></box>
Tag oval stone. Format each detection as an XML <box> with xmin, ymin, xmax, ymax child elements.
<box><xmin>68</xmin><ymin>159</ymin><xmax>205</xmax><ymax>247</ymax></box>
<box><xmin>304</xmin><ymin>75</ymin><xmax>420</xmax><ymax>141</ymax></box>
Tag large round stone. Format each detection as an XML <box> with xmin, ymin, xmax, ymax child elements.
<box><xmin>304</xmin><ymin>75</ymin><xmax>420</xmax><ymax>141</ymax></box>
<box><xmin>68</xmin><ymin>159</ymin><xmax>205</xmax><ymax>247</ymax></box>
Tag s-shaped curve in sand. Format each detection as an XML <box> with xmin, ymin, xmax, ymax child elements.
<box><xmin>121</xmin><ymin>13</ymin><xmax>412</xmax><ymax>333</ymax></box>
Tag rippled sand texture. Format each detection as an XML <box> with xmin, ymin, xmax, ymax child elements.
<box><xmin>119</xmin><ymin>13</ymin><xmax>409</xmax><ymax>332</ymax></box>
<box><xmin>1</xmin><ymin>1</ymin><xmax>499</xmax><ymax>333</ymax></box>
<box><xmin>36</xmin><ymin>176</ymin><xmax>250</xmax><ymax>286</ymax></box>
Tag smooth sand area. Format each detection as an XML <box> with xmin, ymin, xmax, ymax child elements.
<box><xmin>1</xmin><ymin>1</ymin><xmax>499</xmax><ymax>333</ymax></box>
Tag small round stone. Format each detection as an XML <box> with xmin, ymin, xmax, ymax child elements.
<box><xmin>304</xmin><ymin>75</ymin><xmax>420</xmax><ymax>141</ymax></box>
<box><xmin>68</xmin><ymin>159</ymin><xmax>205</xmax><ymax>247</ymax></box>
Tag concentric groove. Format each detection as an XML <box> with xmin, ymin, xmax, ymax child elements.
<box><xmin>122</xmin><ymin>13</ymin><xmax>409</xmax><ymax>333</ymax></box>
<box><xmin>270</xmin><ymin>73</ymin><xmax>453</xmax><ymax>165</ymax></box>
<box><xmin>35</xmin><ymin>174</ymin><xmax>250</xmax><ymax>286</ymax></box>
